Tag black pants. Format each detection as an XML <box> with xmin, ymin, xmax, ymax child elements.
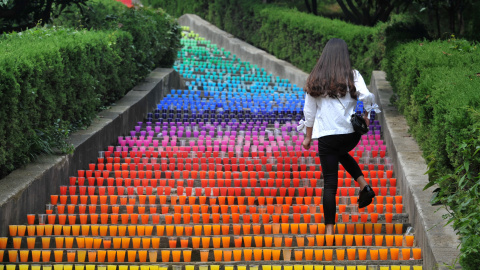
<box><xmin>318</xmin><ymin>132</ymin><xmax>363</xmax><ymax>225</ymax></box>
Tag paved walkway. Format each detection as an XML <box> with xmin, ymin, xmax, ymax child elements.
<box><xmin>0</xmin><ymin>27</ymin><xmax>423</xmax><ymax>270</ymax></box>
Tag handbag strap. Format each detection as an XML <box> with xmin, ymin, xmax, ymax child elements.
<box><xmin>335</xmin><ymin>96</ymin><xmax>346</xmax><ymax>110</ymax></box>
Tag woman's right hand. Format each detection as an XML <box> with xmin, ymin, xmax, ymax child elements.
<box><xmin>302</xmin><ymin>138</ymin><xmax>311</xmax><ymax>150</ymax></box>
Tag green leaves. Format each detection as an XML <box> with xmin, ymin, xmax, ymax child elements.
<box><xmin>385</xmin><ymin>38</ymin><xmax>480</xmax><ymax>269</ymax></box>
<box><xmin>0</xmin><ymin>2</ymin><xmax>181</xmax><ymax>179</ymax></box>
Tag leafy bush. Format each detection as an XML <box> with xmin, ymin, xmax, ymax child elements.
<box><xmin>143</xmin><ymin>0</ymin><xmax>382</xmax><ymax>82</ymax></box>
<box><xmin>0</xmin><ymin>2</ymin><xmax>181</xmax><ymax>179</ymax></box>
<box><xmin>385</xmin><ymin>39</ymin><xmax>480</xmax><ymax>269</ymax></box>
<box><xmin>385</xmin><ymin>40</ymin><xmax>480</xmax><ymax>171</ymax></box>
<box><xmin>54</xmin><ymin>0</ymin><xmax>182</xmax><ymax>88</ymax></box>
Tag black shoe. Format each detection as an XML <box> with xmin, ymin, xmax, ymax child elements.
<box><xmin>358</xmin><ymin>185</ymin><xmax>375</xmax><ymax>208</ymax></box>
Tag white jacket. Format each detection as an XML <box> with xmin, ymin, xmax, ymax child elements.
<box><xmin>302</xmin><ymin>70</ymin><xmax>380</xmax><ymax>139</ymax></box>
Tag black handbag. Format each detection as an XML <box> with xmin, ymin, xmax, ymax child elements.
<box><xmin>336</xmin><ymin>96</ymin><xmax>369</xmax><ymax>135</ymax></box>
<box><xmin>350</xmin><ymin>113</ymin><xmax>369</xmax><ymax>135</ymax></box>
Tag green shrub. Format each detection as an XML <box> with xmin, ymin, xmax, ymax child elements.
<box><xmin>53</xmin><ymin>0</ymin><xmax>182</xmax><ymax>91</ymax></box>
<box><xmin>386</xmin><ymin>39</ymin><xmax>480</xmax><ymax>269</ymax></box>
<box><xmin>0</xmin><ymin>27</ymin><xmax>134</xmax><ymax>176</ymax></box>
<box><xmin>385</xmin><ymin>40</ymin><xmax>480</xmax><ymax>173</ymax></box>
<box><xmin>0</xmin><ymin>2</ymin><xmax>181</xmax><ymax>179</ymax></box>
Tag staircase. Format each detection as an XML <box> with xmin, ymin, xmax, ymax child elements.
<box><xmin>0</xmin><ymin>27</ymin><xmax>423</xmax><ymax>270</ymax></box>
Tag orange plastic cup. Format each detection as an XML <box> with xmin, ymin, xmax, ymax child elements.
<box><xmin>401</xmin><ymin>248</ymin><xmax>411</xmax><ymax>260</ymax></box>
<box><xmin>8</xmin><ymin>250</ymin><xmax>18</xmax><ymax>263</ymax></box>
<box><xmin>354</xmin><ymin>235</ymin><xmax>363</xmax><ymax>246</ymax></box>
<box><xmin>200</xmin><ymin>249</ymin><xmax>209</xmax><ymax>262</ymax></box>
<box><xmin>346</xmin><ymin>248</ymin><xmax>356</xmax><ymax>260</ymax></box>
<box><xmin>325</xmin><ymin>235</ymin><xmax>334</xmax><ymax>246</ymax></box>
<box><xmin>18</xmin><ymin>250</ymin><xmax>28</xmax><ymax>262</ymax></box>
<box><xmin>359</xmin><ymin>249</ymin><xmax>369</xmax><ymax>261</ymax></box>
<box><xmin>304</xmin><ymin>249</ymin><xmax>313</xmax><ymax>260</ymax></box>
<box><xmin>161</xmin><ymin>250</ymin><xmax>170</xmax><ymax>262</ymax></box>
<box><xmin>151</xmin><ymin>237</ymin><xmax>160</xmax><ymax>249</ymax></box>
<box><xmin>106</xmin><ymin>250</ymin><xmax>116</xmax><ymax>262</ymax></box>
<box><xmin>344</xmin><ymin>234</ymin><xmax>354</xmax><ymax>246</ymax></box>
<box><xmin>405</xmin><ymin>235</ymin><xmax>415</xmax><ymax>247</ymax></box>
<box><xmin>385</xmin><ymin>235</ymin><xmax>394</xmax><ymax>246</ymax></box>
<box><xmin>385</xmin><ymin>223</ymin><xmax>394</xmax><ymax>234</ymax></box>
<box><xmin>395</xmin><ymin>223</ymin><xmax>403</xmax><ymax>234</ymax></box>
<box><xmin>202</xmin><ymin>237</ymin><xmax>211</xmax><ymax>248</ymax></box>
<box><xmin>375</xmin><ymin>235</ymin><xmax>384</xmax><ymax>246</ymax></box>
<box><xmin>223</xmin><ymin>249</ymin><xmax>232</xmax><ymax>261</ymax></box>
<box><xmin>214</xmin><ymin>249</ymin><xmax>223</xmax><ymax>262</ymax></box>
<box><xmin>364</xmin><ymin>234</ymin><xmax>373</xmax><ymax>246</ymax></box>
<box><xmin>223</xmin><ymin>236</ymin><xmax>231</xmax><ymax>248</ymax></box>
<box><xmin>370</xmin><ymin>249</ymin><xmax>379</xmax><ymax>260</ymax></box>
<box><xmin>314</xmin><ymin>249</ymin><xmax>324</xmax><ymax>261</ymax></box>
<box><xmin>395</xmin><ymin>235</ymin><xmax>403</xmax><ymax>246</ymax></box>
<box><xmin>390</xmin><ymin>248</ymin><xmax>399</xmax><ymax>260</ymax></box>
<box><xmin>183</xmin><ymin>249</ymin><xmax>192</xmax><ymax>262</ymax></box>
<box><xmin>172</xmin><ymin>250</ymin><xmax>181</xmax><ymax>262</ymax></box>
<box><xmin>244</xmin><ymin>249</ymin><xmax>253</xmax><ymax>261</ymax></box>
<box><xmin>254</xmin><ymin>236</ymin><xmax>263</xmax><ymax>247</ymax></box>
<box><xmin>244</xmin><ymin>236</ymin><xmax>252</xmax><ymax>247</ymax></box>
<box><xmin>212</xmin><ymin>236</ymin><xmax>222</xmax><ymax>248</ymax></box>
<box><xmin>336</xmin><ymin>248</ymin><xmax>345</xmax><ymax>260</ymax></box>
<box><xmin>324</xmin><ymin>249</ymin><xmax>333</xmax><ymax>261</ymax></box>
<box><xmin>42</xmin><ymin>250</ymin><xmax>52</xmax><ymax>262</ymax></box>
<box><xmin>253</xmin><ymin>249</ymin><xmax>262</xmax><ymax>261</ymax></box>
<box><xmin>379</xmin><ymin>248</ymin><xmax>388</xmax><ymax>260</ymax></box>
<box><xmin>412</xmin><ymin>248</ymin><xmax>422</xmax><ymax>260</ymax></box>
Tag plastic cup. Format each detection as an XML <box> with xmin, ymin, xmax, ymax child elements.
<box><xmin>200</xmin><ymin>250</ymin><xmax>209</xmax><ymax>262</ymax></box>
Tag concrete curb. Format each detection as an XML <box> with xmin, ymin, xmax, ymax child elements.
<box><xmin>0</xmin><ymin>68</ymin><xmax>183</xmax><ymax>236</ymax></box>
<box><xmin>178</xmin><ymin>14</ymin><xmax>309</xmax><ymax>87</ymax></box>
<box><xmin>177</xmin><ymin>14</ymin><xmax>462</xmax><ymax>269</ymax></box>
<box><xmin>370</xmin><ymin>71</ymin><xmax>461</xmax><ymax>269</ymax></box>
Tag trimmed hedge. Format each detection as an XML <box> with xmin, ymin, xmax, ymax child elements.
<box><xmin>143</xmin><ymin>0</ymin><xmax>382</xmax><ymax>82</ymax></box>
<box><xmin>385</xmin><ymin>40</ymin><xmax>480</xmax><ymax>172</ymax></box>
<box><xmin>385</xmin><ymin>39</ymin><xmax>480</xmax><ymax>268</ymax></box>
<box><xmin>0</xmin><ymin>2</ymin><xmax>181</xmax><ymax>179</ymax></box>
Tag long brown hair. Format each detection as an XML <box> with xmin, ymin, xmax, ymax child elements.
<box><xmin>304</xmin><ymin>38</ymin><xmax>357</xmax><ymax>99</ymax></box>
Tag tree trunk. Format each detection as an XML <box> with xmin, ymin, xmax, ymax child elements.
<box><xmin>457</xmin><ymin>0</ymin><xmax>465</xmax><ymax>35</ymax></box>
<box><xmin>304</xmin><ymin>0</ymin><xmax>312</xmax><ymax>13</ymax></box>
<box><xmin>435</xmin><ymin>4</ymin><xmax>441</xmax><ymax>37</ymax></box>
<box><xmin>41</xmin><ymin>0</ymin><xmax>55</xmax><ymax>25</ymax></box>
<box><xmin>448</xmin><ymin>4</ymin><xmax>456</xmax><ymax>35</ymax></box>
<box><xmin>312</xmin><ymin>0</ymin><xmax>317</xmax><ymax>16</ymax></box>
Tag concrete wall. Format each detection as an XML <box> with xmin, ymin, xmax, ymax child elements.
<box><xmin>178</xmin><ymin>14</ymin><xmax>462</xmax><ymax>269</ymax></box>
<box><xmin>0</xmin><ymin>68</ymin><xmax>183</xmax><ymax>236</ymax></box>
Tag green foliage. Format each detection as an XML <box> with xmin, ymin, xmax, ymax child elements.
<box><xmin>386</xmin><ymin>39</ymin><xmax>480</xmax><ymax>269</ymax></box>
<box><xmin>0</xmin><ymin>2</ymin><xmax>181</xmax><ymax>179</ymax></box>
<box><xmin>425</xmin><ymin>108</ymin><xmax>480</xmax><ymax>269</ymax></box>
<box><xmin>142</xmin><ymin>0</ymin><xmax>382</xmax><ymax>83</ymax></box>
<box><xmin>0</xmin><ymin>0</ymin><xmax>88</xmax><ymax>34</ymax></box>
<box><xmin>53</xmin><ymin>0</ymin><xmax>182</xmax><ymax>83</ymax></box>
<box><xmin>0</xmin><ymin>27</ymin><xmax>133</xmax><ymax>177</ymax></box>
